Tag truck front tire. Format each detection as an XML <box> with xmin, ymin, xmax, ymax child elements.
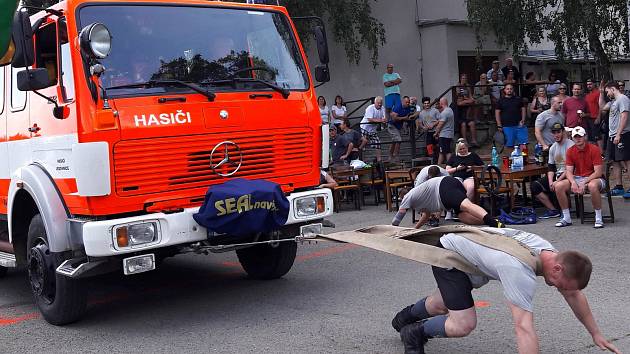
<box><xmin>27</xmin><ymin>214</ymin><xmax>87</xmax><ymax>325</ymax></box>
<box><xmin>236</xmin><ymin>237</ymin><xmax>297</xmax><ymax>280</ymax></box>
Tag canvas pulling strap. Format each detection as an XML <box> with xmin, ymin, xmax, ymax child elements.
<box><xmin>317</xmin><ymin>225</ymin><xmax>542</xmax><ymax>276</ymax></box>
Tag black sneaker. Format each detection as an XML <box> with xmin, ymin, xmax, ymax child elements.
<box><xmin>427</xmin><ymin>217</ymin><xmax>440</xmax><ymax>227</ymax></box>
<box><xmin>400</xmin><ymin>322</ymin><xmax>427</xmax><ymax>354</ymax></box>
<box><xmin>392</xmin><ymin>304</ymin><xmax>419</xmax><ymax>332</ymax></box>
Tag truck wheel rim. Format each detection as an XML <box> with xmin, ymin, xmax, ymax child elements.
<box><xmin>28</xmin><ymin>242</ymin><xmax>55</xmax><ymax>304</ymax></box>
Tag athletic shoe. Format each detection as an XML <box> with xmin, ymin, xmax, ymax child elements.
<box><xmin>540</xmin><ymin>209</ymin><xmax>561</xmax><ymax>219</ymax></box>
<box><xmin>444</xmin><ymin>211</ymin><xmax>453</xmax><ymax>220</ymax></box>
<box><xmin>555</xmin><ymin>219</ymin><xmax>572</xmax><ymax>227</ymax></box>
<box><xmin>400</xmin><ymin>322</ymin><xmax>427</xmax><ymax>354</ymax></box>
<box><xmin>594</xmin><ymin>220</ymin><xmax>604</xmax><ymax>229</ymax></box>
<box><xmin>610</xmin><ymin>187</ymin><xmax>625</xmax><ymax>197</ymax></box>
<box><xmin>624</xmin><ymin>189</ymin><xmax>630</xmax><ymax>199</ymax></box>
<box><xmin>392</xmin><ymin>305</ymin><xmax>419</xmax><ymax>333</ymax></box>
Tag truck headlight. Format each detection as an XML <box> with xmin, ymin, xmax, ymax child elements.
<box><xmin>114</xmin><ymin>221</ymin><xmax>159</xmax><ymax>248</ymax></box>
<box><xmin>295</xmin><ymin>196</ymin><xmax>326</xmax><ymax>217</ymax></box>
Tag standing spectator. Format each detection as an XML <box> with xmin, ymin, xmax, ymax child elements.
<box><xmin>360</xmin><ymin>96</ymin><xmax>386</xmax><ymax>162</ymax></box>
<box><xmin>418</xmin><ymin>97</ymin><xmax>440</xmax><ymax>163</ymax></box>
<box><xmin>489</xmin><ymin>70</ymin><xmax>504</xmax><ymax>103</ymax></box>
<box><xmin>389</xmin><ymin>96</ymin><xmax>412</xmax><ymax>162</ymax></box>
<box><xmin>501</xmin><ymin>57</ymin><xmax>521</xmax><ymax>82</ymax></box>
<box><xmin>330</xmin><ymin>95</ymin><xmax>347</xmax><ymax>128</ymax></box>
<box><xmin>546</xmin><ymin>72</ymin><xmax>561</xmax><ymax>96</ymax></box>
<box><xmin>554</xmin><ymin>127</ymin><xmax>606</xmax><ymax>228</ymax></box>
<box><xmin>601</xmin><ymin>81</ymin><xmax>630</xmax><ymax>198</ymax></box>
<box><xmin>523</xmin><ymin>72</ymin><xmax>539</xmax><ymax>103</ymax></box>
<box><xmin>530</xmin><ymin>122</ymin><xmax>574</xmax><ymax>218</ymax></box>
<box><xmin>535</xmin><ymin>96</ymin><xmax>565</xmax><ymax>150</ymax></box>
<box><xmin>617</xmin><ymin>81</ymin><xmax>630</xmax><ymax>96</ymax></box>
<box><xmin>408</xmin><ymin>96</ymin><xmax>421</xmax><ymax>133</ymax></box>
<box><xmin>486</xmin><ymin>59</ymin><xmax>505</xmax><ymax>82</ymax></box>
<box><xmin>434</xmin><ymin>97</ymin><xmax>455</xmax><ymax>164</ymax></box>
<box><xmin>561</xmin><ymin>83</ymin><xmax>590</xmax><ymax>128</ymax></box>
<box><xmin>496</xmin><ymin>84</ymin><xmax>527</xmax><ymax>152</ymax></box>
<box><xmin>503</xmin><ymin>71</ymin><xmax>517</xmax><ymax>86</ymax></box>
<box><xmin>446</xmin><ymin>139</ymin><xmax>484</xmax><ymax>200</ymax></box>
<box><xmin>473</xmin><ymin>73</ymin><xmax>492</xmax><ymax>122</ymax></box>
<box><xmin>530</xmin><ymin>87</ymin><xmax>551</xmax><ymax>122</ymax></box>
<box><xmin>585</xmin><ymin>79</ymin><xmax>603</xmax><ymax>149</ymax></box>
<box><xmin>554</xmin><ymin>83</ymin><xmax>569</xmax><ymax>104</ymax></box>
<box><xmin>318</xmin><ymin>96</ymin><xmax>330</xmax><ymax>125</ymax></box>
<box><xmin>383</xmin><ymin>63</ymin><xmax>402</xmax><ymax>118</ymax></box>
<box><xmin>456</xmin><ymin>74</ymin><xmax>478</xmax><ymax>147</ymax></box>
<box><xmin>340</xmin><ymin>118</ymin><xmax>367</xmax><ymax>161</ymax></box>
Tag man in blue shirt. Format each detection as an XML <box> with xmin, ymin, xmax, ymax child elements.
<box><xmin>383</xmin><ymin>63</ymin><xmax>402</xmax><ymax>120</ymax></box>
<box><xmin>389</xmin><ymin>96</ymin><xmax>412</xmax><ymax>162</ymax></box>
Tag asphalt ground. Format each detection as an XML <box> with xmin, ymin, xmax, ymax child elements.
<box><xmin>1</xmin><ymin>198</ymin><xmax>629</xmax><ymax>353</ymax></box>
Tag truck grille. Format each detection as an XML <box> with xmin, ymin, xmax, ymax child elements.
<box><xmin>113</xmin><ymin>128</ymin><xmax>313</xmax><ymax>196</ymax></box>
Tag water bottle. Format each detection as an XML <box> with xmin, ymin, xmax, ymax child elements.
<box><xmin>491</xmin><ymin>146</ymin><xmax>499</xmax><ymax>168</ymax></box>
<box><xmin>511</xmin><ymin>146</ymin><xmax>523</xmax><ymax>170</ymax></box>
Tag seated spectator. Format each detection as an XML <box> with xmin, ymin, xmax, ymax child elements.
<box><xmin>456</xmin><ymin>74</ymin><xmax>477</xmax><ymax>146</ymax></box>
<box><xmin>530</xmin><ymin>86</ymin><xmax>551</xmax><ymax>124</ymax></box>
<box><xmin>331</xmin><ymin>95</ymin><xmax>347</xmax><ymax>127</ymax></box>
<box><xmin>501</xmin><ymin>57</ymin><xmax>521</xmax><ymax>82</ymax></box>
<box><xmin>523</xmin><ymin>71</ymin><xmax>539</xmax><ymax>103</ymax></box>
<box><xmin>486</xmin><ymin>59</ymin><xmax>505</xmax><ymax>82</ymax></box>
<box><xmin>489</xmin><ymin>70</ymin><xmax>504</xmax><ymax>103</ymax></box>
<box><xmin>534</xmin><ymin>96</ymin><xmax>564</xmax><ymax>151</ymax></box>
<box><xmin>360</xmin><ymin>96</ymin><xmax>386</xmax><ymax>162</ymax></box>
<box><xmin>546</xmin><ymin>72</ymin><xmax>561</xmax><ymax>96</ymax></box>
<box><xmin>417</xmin><ymin>97</ymin><xmax>440</xmax><ymax>163</ymax></box>
<box><xmin>473</xmin><ymin>73</ymin><xmax>492</xmax><ymax>122</ymax></box>
<box><xmin>389</xmin><ymin>96</ymin><xmax>413</xmax><ymax>162</ymax></box>
<box><xmin>329</xmin><ymin>127</ymin><xmax>345</xmax><ymax>165</ymax></box>
<box><xmin>530</xmin><ymin>123</ymin><xmax>574</xmax><ymax>219</ymax></box>
<box><xmin>446</xmin><ymin>139</ymin><xmax>484</xmax><ymax>200</ymax></box>
<box><xmin>554</xmin><ymin>127</ymin><xmax>606</xmax><ymax>228</ymax></box>
<box><xmin>340</xmin><ymin>118</ymin><xmax>367</xmax><ymax>161</ymax></box>
<box><xmin>318</xmin><ymin>96</ymin><xmax>330</xmax><ymax>125</ymax></box>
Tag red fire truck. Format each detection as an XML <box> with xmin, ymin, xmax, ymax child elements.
<box><xmin>0</xmin><ymin>0</ymin><xmax>333</xmax><ymax>324</ymax></box>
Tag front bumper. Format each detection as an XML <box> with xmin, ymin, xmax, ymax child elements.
<box><xmin>77</xmin><ymin>188</ymin><xmax>333</xmax><ymax>257</ymax></box>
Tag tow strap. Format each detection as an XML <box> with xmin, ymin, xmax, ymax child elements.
<box><xmin>317</xmin><ymin>225</ymin><xmax>542</xmax><ymax>276</ymax></box>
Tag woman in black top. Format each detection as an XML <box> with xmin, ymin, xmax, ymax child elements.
<box><xmin>446</xmin><ymin>139</ymin><xmax>485</xmax><ymax>199</ymax></box>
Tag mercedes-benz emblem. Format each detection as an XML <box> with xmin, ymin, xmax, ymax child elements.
<box><xmin>219</xmin><ymin>110</ymin><xmax>229</xmax><ymax>120</ymax></box>
<box><xmin>209</xmin><ymin>141</ymin><xmax>243</xmax><ymax>177</ymax></box>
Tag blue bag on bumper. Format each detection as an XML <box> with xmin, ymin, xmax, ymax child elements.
<box><xmin>193</xmin><ymin>178</ymin><xmax>289</xmax><ymax>237</ymax></box>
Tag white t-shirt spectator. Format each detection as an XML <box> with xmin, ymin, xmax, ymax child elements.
<box><xmin>360</xmin><ymin>104</ymin><xmax>385</xmax><ymax>133</ymax></box>
<box><xmin>331</xmin><ymin>105</ymin><xmax>347</xmax><ymax>125</ymax></box>
<box><xmin>319</xmin><ymin>105</ymin><xmax>330</xmax><ymax>125</ymax></box>
<box><xmin>490</xmin><ymin>80</ymin><xmax>503</xmax><ymax>100</ymax></box>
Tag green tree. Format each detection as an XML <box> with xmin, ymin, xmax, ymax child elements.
<box><xmin>281</xmin><ymin>0</ymin><xmax>386</xmax><ymax>68</ymax></box>
<box><xmin>467</xmin><ymin>0</ymin><xmax>629</xmax><ymax>80</ymax></box>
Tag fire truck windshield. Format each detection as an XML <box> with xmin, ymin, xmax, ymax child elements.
<box><xmin>78</xmin><ymin>5</ymin><xmax>310</xmax><ymax>96</ymax></box>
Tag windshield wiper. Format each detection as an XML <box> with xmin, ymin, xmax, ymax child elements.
<box><xmin>107</xmin><ymin>79</ymin><xmax>216</xmax><ymax>101</ymax></box>
<box><xmin>205</xmin><ymin>77</ymin><xmax>290</xmax><ymax>99</ymax></box>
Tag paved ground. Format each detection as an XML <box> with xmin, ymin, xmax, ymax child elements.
<box><xmin>1</xmin><ymin>198</ymin><xmax>629</xmax><ymax>353</ymax></box>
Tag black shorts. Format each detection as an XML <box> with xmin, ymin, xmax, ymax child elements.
<box><xmin>426</xmin><ymin>131</ymin><xmax>437</xmax><ymax>146</ymax></box>
<box><xmin>439</xmin><ymin>176</ymin><xmax>467</xmax><ymax>212</ymax></box>
<box><xmin>530</xmin><ymin>177</ymin><xmax>551</xmax><ymax>196</ymax></box>
<box><xmin>432</xmin><ymin>264</ymin><xmax>474</xmax><ymax>311</ymax></box>
<box><xmin>606</xmin><ymin>132</ymin><xmax>630</xmax><ymax>161</ymax></box>
<box><xmin>439</xmin><ymin>137</ymin><xmax>452</xmax><ymax>154</ymax></box>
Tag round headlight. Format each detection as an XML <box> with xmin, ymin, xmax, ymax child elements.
<box><xmin>80</xmin><ymin>23</ymin><xmax>111</xmax><ymax>59</ymax></box>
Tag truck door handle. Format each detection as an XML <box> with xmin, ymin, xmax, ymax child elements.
<box><xmin>28</xmin><ymin>124</ymin><xmax>41</xmax><ymax>133</ymax></box>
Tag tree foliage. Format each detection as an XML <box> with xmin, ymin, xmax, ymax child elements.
<box><xmin>281</xmin><ymin>0</ymin><xmax>386</xmax><ymax>68</ymax></box>
<box><xmin>467</xmin><ymin>0</ymin><xmax>629</xmax><ymax>79</ymax></box>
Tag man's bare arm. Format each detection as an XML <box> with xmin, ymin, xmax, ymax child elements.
<box><xmin>508</xmin><ymin>303</ymin><xmax>539</xmax><ymax>354</ymax></box>
<box><xmin>560</xmin><ymin>290</ymin><xmax>621</xmax><ymax>353</ymax></box>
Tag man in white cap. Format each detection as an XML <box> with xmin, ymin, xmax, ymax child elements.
<box><xmin>553</xmin><ymin>126</ymin><xmax>606</xmax><ymax>228</ymax></box>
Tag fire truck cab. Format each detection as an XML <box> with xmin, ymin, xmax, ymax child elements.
<box><xmin>0</xmin><ymin>0</ymin><xmax>333</xmax><ymax>325</ymax></box>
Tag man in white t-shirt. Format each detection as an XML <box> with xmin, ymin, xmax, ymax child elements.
<box><xmin>360</xmin><ymin>96</ymin><xmax>386</xmax><ymax>161</ymax></box>
<box><xmin>392</xmin><ymin>227</ymin><xmax>619</xmax><ymax>354</ymax></box>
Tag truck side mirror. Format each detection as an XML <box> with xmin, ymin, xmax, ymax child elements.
<box><xmin>17</xmin><ymin>67</ymin><xmax>52</xmax><ymax>91</ymax></box>
<box><xmin>11</xmin><ymin>8</ymin><xmax>35</xmax><ymax>68</ymax></box>
<box><xmin>315</xmin><ymin>65</ymin><xmax>330</xmax><ymax>83</ymax></box>
<box><xmin>313</xmin><ymin>26</ymin><xmax>329</xmax><ymax>64</ymax></box>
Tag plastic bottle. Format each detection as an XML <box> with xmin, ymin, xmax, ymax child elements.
<box><xmin>522</xmin><ymin>145</ymin><xmax>529</xmax><ymax>164</ymax></box>
<box><xmin>511</xmin><ymin>146</ymin><xmax>523</xmax><ymax>170</ymax></box>
<box><xmin>534</xmin><ymin>144</ymin><xmax>543</xmax><ymax>165</ymax></box>
<box><xmin>491</xmin><ymin>146</ymin><xmax>499</xmax><ymax>168</ymax></box>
